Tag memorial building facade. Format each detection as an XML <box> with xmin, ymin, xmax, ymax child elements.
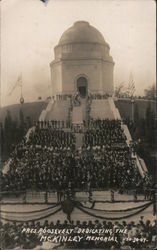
<box><xmin>50</xmin><ymin>21</ymin><xmax>114</xmax><ymax>97</ymax></box>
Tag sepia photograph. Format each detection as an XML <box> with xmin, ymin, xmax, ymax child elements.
<box><xmin>0</xmin><ymin>0</ymin><xmax>156</xmax><ymax>249</ymax></box>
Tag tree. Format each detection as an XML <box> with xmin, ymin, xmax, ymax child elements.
<box><xmin>4</xmin><ymin>110</ymin><xmax>12</xmax><ymax>131</ymax></box>
<box><xmin>134</xmin><ymin>104</ymin><xmax>139</xmax><ymax>123</ymax></box>
<box><xmin>145</xmin><ymin>102</ymin><xmax>156</xmax><ymax>145</ymax></box>
<box><xmin>19</xmin><ymin>109</ymin><xmax>25</xmax><ymax>140</ymax></box>
<box><xmin>114</xmin><ymin>82</ymin><xmax>125</xmax><ymax>97</ymax></box>
<box><xmin>115</xmin><ymin>74</ymin><xmax>136</xmax><ymax>98</ymax></box>
<box><xmin>4</xmin><ymin>110</ymin><xmax>13</xmax><ymax>154</ymax></box>
<box><xmin>0</xmin><ymin>122</ymin><xmax>4</xmax><ymax>154</ymax></box>
<box><xmin>25</xmin><ymin>116</ymin><xmax>32</xmax><ymax>130</ymax></box>
<box><xmin>126</xmin><ymin>76</ymin><xmax>135</xmax><ymax>98</ymax></box>
<box><xmin>11</xmin><ymin>120</ymin><xmax>19</xmax><ymax>145</ymax></box>
<box><xmin>144</xmin><ymin>84</ymin><xmax>156</xmax><ymax>100</ymax></box>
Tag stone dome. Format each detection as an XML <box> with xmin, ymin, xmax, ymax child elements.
<box><xmin>58</xmin><ymin>21</ymin><xmax>108</xmax><ymax>46</ymax></box>
<box><xmin>51</xmin><ymin>21</ymin><xmax>114</xmax><ymax>97</ymax></box>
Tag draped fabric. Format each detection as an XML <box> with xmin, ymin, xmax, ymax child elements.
<box><xmin>0</xmin><ymin>205</ymin><xmax>62</xmax><ymax>222</ymax></box>
<box><xmin>76</xmin><ymin>201</ymin><xmax>152</xmax><ymax>220</ymax></box>
<box><xmin>0</xmin><ymin>201</ymin><xmax>152</xmax><ymax>222</ymax></box>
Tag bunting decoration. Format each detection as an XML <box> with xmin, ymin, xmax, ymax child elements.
<box><xmin>75</xmin><ymin>201</ymin><xmax>152</xmax><ymax>220</ymax></box>
<box><xmin>0</xmin><ymin>204</ymin><xmax>62</xmax><ymax>222</ymax></box>
<box><xmin>0</xmin><ymin>200</ymin><xmax>153</xmax><ymax>223</ymax></box>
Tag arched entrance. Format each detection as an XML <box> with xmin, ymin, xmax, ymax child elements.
<box><xmin>77</xmin><ymin>77</ymin><xmax>87</xmax><ymax>98</ymax></box>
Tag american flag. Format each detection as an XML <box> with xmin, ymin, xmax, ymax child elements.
<box><xmin>8</xmin><ymin>75</ymin><xmax>22</xmax><ymax>96</ymax></box>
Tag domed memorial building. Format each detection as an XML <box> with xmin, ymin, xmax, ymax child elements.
<box><xmin>41</xmin><ymin>21</ymin><xmax>121</xmax><ymax>123</ymax></box>
<box><xmin>50</xmin><ymin>21</ymin><xmax>114</xmax><ymax>97</ymax></box>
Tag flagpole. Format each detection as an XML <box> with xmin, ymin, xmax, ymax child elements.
<box><xmin>129</xmin><ymin>72</ymin><xmax>135</xmax><ymax>122</ymax></box>
<box><xmin>20</xmin><ymin>78</ymin><xmax>23</xmax><ymax>98</ymax></box>
<box><xmin>20</xmin><ymin>75</ymin><xmax>24</xmax><ymax>105</ymax></box>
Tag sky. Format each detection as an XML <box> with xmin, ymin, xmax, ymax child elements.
<box><xmin>1</xmin><ymin>0</ymin><xmax>156</xmax><ymax>107</ymax></box>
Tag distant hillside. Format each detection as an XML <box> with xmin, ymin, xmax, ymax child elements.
<box><xmin>0</xmin><ymin>98</ymin><xmax>155</xmax><ymax>124</ymax></box>
<box><xmin>0</xmin><ymin>101</ymin><xmax>47</xmax><ymax>124</ymax></box>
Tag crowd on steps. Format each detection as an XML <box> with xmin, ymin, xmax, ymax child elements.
<box><xmin>29</xmin><ymin>126</ymin><xmax>75</xmax><ymax>149</ymax></box>
<box><xmin>51</xmin><ymin>92</ymin><xmax>112</xmax><ymax>101</ymax></box>
<box><xmin>35</xmin><ymin>120</ymin><xmax>71</xmax><ymax>129</ymax></box>
<box><xmin>1</xmin><ymin>218</ymin><xmax>156</xmax><ymax>249</ymax></box>
<box><xmin>1</xmin><ymin>119</ymin><xmax>152</xmax><ymax>193</ymax></box>
<box><xmin>84</xmin><ymin>119</ymin><xmax>126</xmax><ymax>146</ymax></box>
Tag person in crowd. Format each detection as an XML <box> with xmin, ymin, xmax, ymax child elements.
<box><xmin>111</xmin><ymin>189</ymin><xmax>115</xmax><ymax>202</ymax></box>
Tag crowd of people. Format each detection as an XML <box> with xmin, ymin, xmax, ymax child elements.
<box><xmin>82</xmin><ymin>120</ymin><xmax>151</xmax><ymax>190</ymax></box>
<box><xmin>51</xmin><ymin>92</ymin><xmax>112</xmax><ymax>102</ymax></box>
<box><xmin>29</xmin><ymin>126</ymin><xmax>75</xmax><ymax>149</ymax></box>
<box><xmin>1</xmin><ymin>218</ymin><xmax>156</xmax><ymax>249</ymax></box>
<box><xmin>88</xmin><ymin>93</ymin><xmax>112</xmax><ymax>100</ymax></box>
<box><xmin>1</xmin><ymin>128</ymin><xmax>76</xmax><ymax>191</ymax></box>
<box><xmin>1</xmin><ymin>119</ymin><xmax>152</xmax><ymax>193</ymax></box>
<box><xmin>0</xmin><ymin>118</ymin><xmax>155</xmax><ymax>249</ymax></box>
<box><xmin>35</xmin><ymin>120</ymin><xmax>71</xmax><ymax>129</ymax></box>
<box><xmin>85</xmin><ymin>119</ymin><xmax>126</xmax><ymax>146</ymax></box>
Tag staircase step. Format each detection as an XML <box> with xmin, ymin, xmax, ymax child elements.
<box><xmin>72</xmin><ymin>98</ymin><xmax>87</xmax><ymax>125</ymax></box>
<box><xmin>46</xmin><ymin>100</ymin><xmax>70</xmax><ymax>121</ymax></box>
<box><xmin>91</xmin><ymin>99</ymin><xmax>114</xmax><ymax>119</ymax></box>
<box><xmin>75</xmin><ymin>133</ymin><xmax>83</xmax><ymax>149</ymax></box>
<box><xmin>72</xmin><ymin>106</ymin><xmax>83</xmax><ymax>124</ymax></box>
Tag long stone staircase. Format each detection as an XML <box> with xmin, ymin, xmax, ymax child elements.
<box><xmin>72</xmin><ymin>98</ymin><xmax>87</xmax><ymax>125</ymax></box>
<box><xmin>2</xmin><ymin>96</ymin><xmax>148</xmax><ymax>178</ymax></box>
<box><xmin>71</xmin><ymin>98</ymin><xmax>87</xmax><ymax>148</ymax></box>
<box><xmin>45</xmin><ymin>99</ymin><xmax>70</xmax><ymax>121</ymax></box>
<box><xmin>89</xmin><ymin>97</ymin><xmax>148</xmax><ymax>177</ymax></box>
<box><xmin>72</xmin><ymin>106</ymin><xmax>83</xmax><ymax>124</ymax></box>
<box><xmin>81</xmin><ymin>98</ymin><xmax>87</xmax><ymax>121</ymax></box>
<box><xmin>75</xmin><ymin>133</ymin><xmax>83</xmax><ymax>149</ymax></box>
<box><xmin>90</xmin><ymin>99</ymin><xmax>115</xmax><ymax>119</ymax></box>
<box><xmin>108</xmin><ymin>97</ymin><xmax>121</xmax><ymax>119</ymax></box>
<box><xmin>39</xmin><ymin>100</ymin><xmax>55</xmax><ymax>121</ymax></box>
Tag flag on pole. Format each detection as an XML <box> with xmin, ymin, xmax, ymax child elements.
<box><xmin>8</xmin><ymin>75</ymin><xmax>22</xmax><ymax>96</ymax></box>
